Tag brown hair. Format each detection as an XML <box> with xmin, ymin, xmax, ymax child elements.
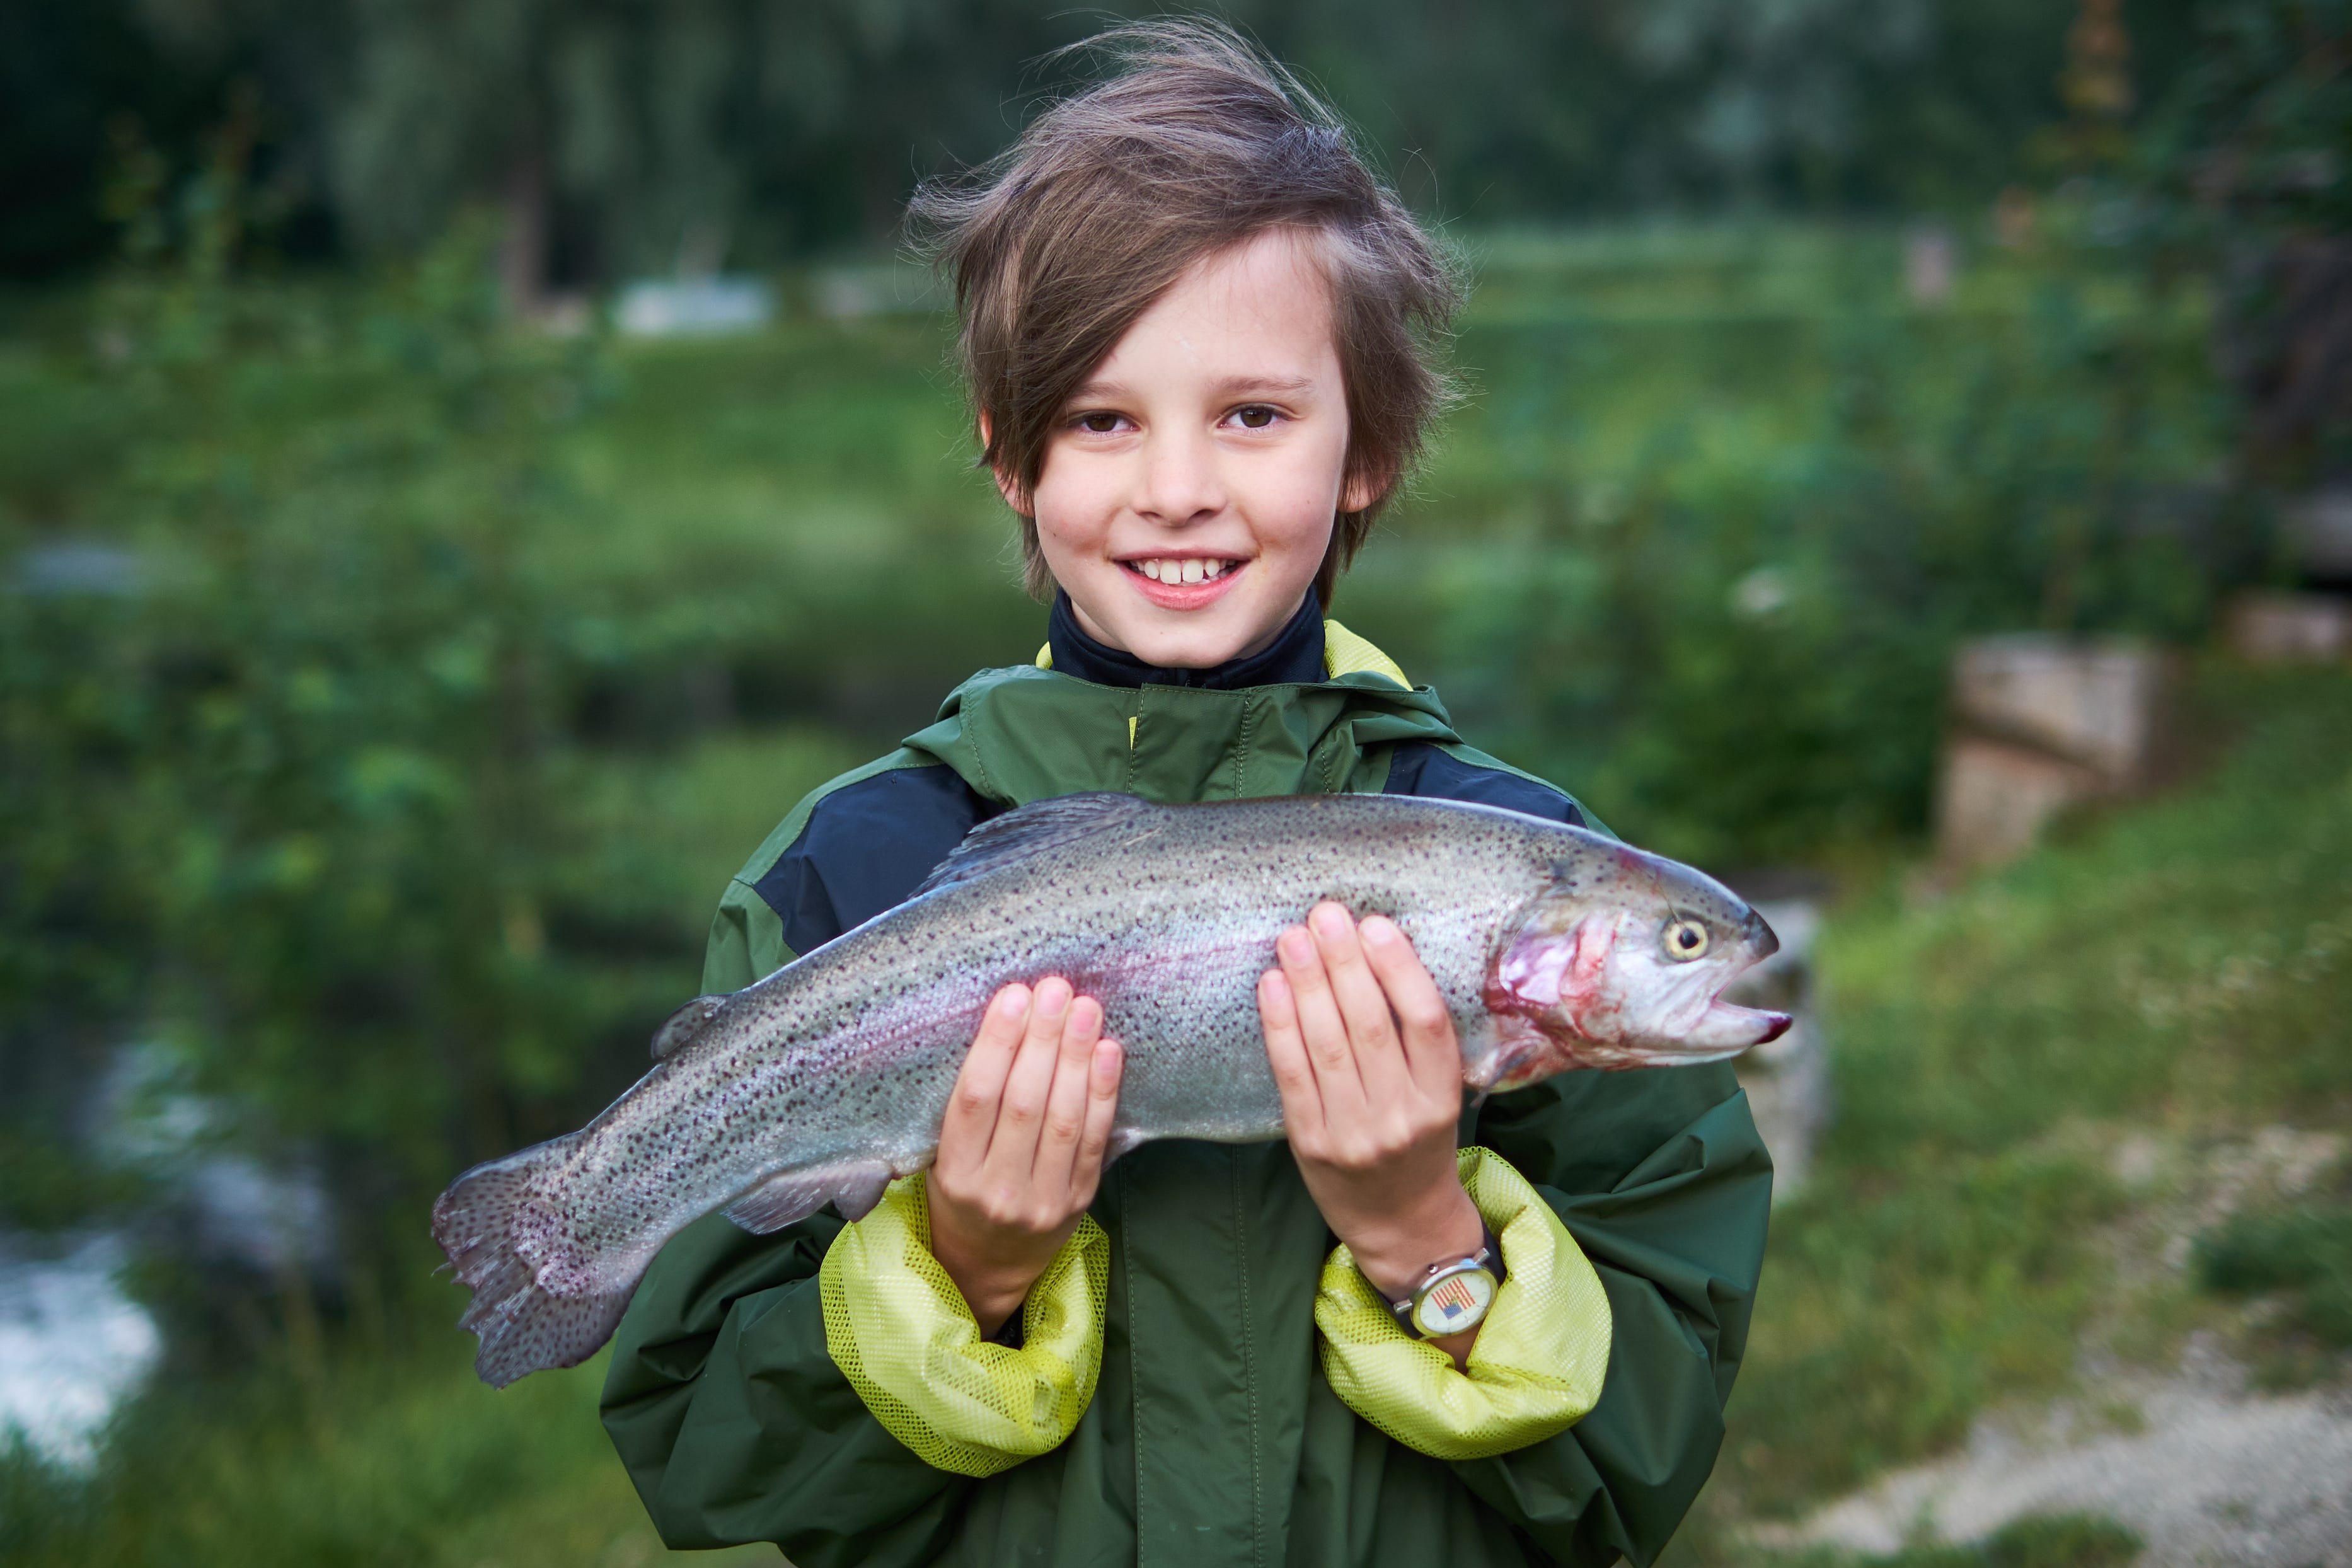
<box><xmin>908</xmin><ymin>20</ymin><xmax>1463</xmax><ymax>606</ymax></box>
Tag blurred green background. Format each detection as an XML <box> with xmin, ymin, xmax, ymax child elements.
<box><xmin>4</xmin><ymin>1</ymin><xmax>2349</xmax><ymax>1564</ymax></box>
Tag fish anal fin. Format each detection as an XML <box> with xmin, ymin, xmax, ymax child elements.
<box><xmin>723</xmin><ymin>1161</ymin><xmax>895</xmax><ymax>1234</ymax></box>
<box><xmin>651</xmin><ymin>994</ymin><xmax>729</xmax><ymax>1063</ymax></box>
<box><xmin>913</xmin><ymin>793</ymin><xmax>1161</xmax><ymax>897</ymax></box>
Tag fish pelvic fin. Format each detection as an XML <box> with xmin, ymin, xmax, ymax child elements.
<box><xmin>431</xmin><ymin>1134</ymin><xmax>632</xmax><ymax>1389</ymax></box>
<box><xmin>913</xmin><ymin>792</ymin><xmax>1160</xmax><ymax>897</ymax></box>
<box><xmin>724</xmin><ymin>1160</ymin><xmax>896</xmax><ymax>1233</ymax></box>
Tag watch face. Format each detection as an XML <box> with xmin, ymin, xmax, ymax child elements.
<box><xmin>1411</xmin><ymin>1265</ymin><xmax>1497</xmax><ymax>1337</ymax></box>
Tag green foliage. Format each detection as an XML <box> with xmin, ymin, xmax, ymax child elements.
<box><xmin>1357</xmin><ymin>228</ymin><xmax>2230</xmax><ymax>865</ymax></box>
<box><xmin>3</xmin><ymin>1</ymin><xmax>2215</xmax><ymax>280</ymax></box>
<box><xmin>2126</xmin><ymin>0</ymin><xmax>2352</xmax><ymax>481</ymax></box>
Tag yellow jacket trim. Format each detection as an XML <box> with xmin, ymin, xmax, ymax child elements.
<box><xmin>1316</xmin><ymin>1147</ymin><xmax>1613</xmax><ymax>1461</ymax></box>
<box><xmin>1320</xmin><ymin>618</ymin><xmax>1412</xmax><ymax>688</ymax></box>
<box><xmin>820</xmin><ymin>1174</ymin><xmax>1110</xmax><ymax>1478</ymax></box>
<box><xmin>1033</xmin><ymin>618</ymin><xmax>1410</xmax><ymax>689</ymax></box>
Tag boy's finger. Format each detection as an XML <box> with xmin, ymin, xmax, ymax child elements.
<box><xmin>1069</xmin><ymin>1037</ymin><xmax>1124</xmax><ymax>1198</ymax></box>
<box><xmin>1361</xmin><ymin>916</ymin><xmax>1463</xmax><ymax>1105</ymax></box>
<box><xmin>1306</xmin><ymin>902</ymin><xmax>1412</xmax><ymax>1104</ymax></box>
<box><xmin>1032</xmin><ymin>994</ymin><xmax>1104</xmax><ymax>1192</ymax></box>
<box><xmin>1277</xmin><ymin>923</ymin><xmax>1369</xmax><ymax>1125</ymax></box>
<box><xmin>988</xmin><ymin>976</ymin><xmax>1071</xmax><ymax>1173</ymax></box>
<box><xmin>1258</xmin><ymin>969</ymin><xmax>1327</xmax><ymax>1146</ymax></box>
<box><xmin>941</xmin><ymin>984</ymin><xmax>1029</xmax><ymax>1174</ymax></box>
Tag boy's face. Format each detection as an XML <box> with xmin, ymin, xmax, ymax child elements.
<box><xmin>1006</xmin><ymin>228</ymin><xmax>1377</xmax><ymax>669</ymax></box>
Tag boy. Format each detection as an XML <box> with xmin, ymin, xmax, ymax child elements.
<box><xmin>601</xmin><ymin>24</ymin><xmax>1768</xmax><ymax>1567</ymax></box>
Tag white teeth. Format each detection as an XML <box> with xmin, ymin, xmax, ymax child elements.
<box><xmin>1133</xmin><ymin>557</ymin><xmax>1236</xmax><ymax>584</ymax></box>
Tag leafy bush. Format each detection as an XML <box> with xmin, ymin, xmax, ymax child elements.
<box><xmin>0</xmin><ymin>230</ymin><xmax>690</xmax><ymax>1274</ymax></box>
<box><xmin>1362</xmin><ymin>228</ymin><xmax>2234</xmax><ymax>865</ymax></box>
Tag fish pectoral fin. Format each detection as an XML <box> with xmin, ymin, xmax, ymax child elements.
<box><xmin>912</xmin><ymin>792</ymin><xmax>1160</xmax><ymax>897</ymax></box>
<box><xmin>724</xmin><ymin>1161</ymin><xmax>896</xmax><ymax>1234</ymax></box>
<box><xmin>650</xmin><ymin>994</ymin><xmax>730</xmax><ymax>1063</ymax></box>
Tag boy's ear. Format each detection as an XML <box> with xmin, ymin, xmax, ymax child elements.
<box><xmin>977</xmin><ymin>411</ymin><xmax>1032</xmax><ymax>515</ymax></box>
<box><xmin>1340</xmin><ymin>459</ymin><xmax>1396</xmax><ymax>516</ymax></box>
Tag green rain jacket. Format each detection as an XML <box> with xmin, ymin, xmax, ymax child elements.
<box><xmin>600</xmin><ymin>628</ymin><xmax>1771</xmax><ymax>1567</ymax></box>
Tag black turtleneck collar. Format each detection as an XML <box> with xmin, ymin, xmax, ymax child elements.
<box><xmin>1046</xmin><ymin>589</ymin><xmax>1326</xmax><ymax>690</ymax></box>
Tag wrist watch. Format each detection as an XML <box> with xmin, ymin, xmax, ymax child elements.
<box><xmin>1369</xmin><ymin>1223</ymin><xmax>1507</xmax><ymax>1340</ymax></box>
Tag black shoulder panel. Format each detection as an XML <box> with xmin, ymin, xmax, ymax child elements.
<box><xmin>1380</xmin><ymin>741</ymin><xmax>1586</xmax><ymax>827</ymax></box>
<box><xmin>749</xmin><ymin>764</ymin><xmax>993</xmax><ymax>955</ymax></box>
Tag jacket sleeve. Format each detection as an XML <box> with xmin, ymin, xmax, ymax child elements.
<box><xmin>1447</xmin><ymin>1061</ymin><xmax>1772</xmax><ymax>1567</ymax></box>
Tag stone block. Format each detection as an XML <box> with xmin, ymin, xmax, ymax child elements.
<box><xmin>2222</xmin><ymin>590</ymin><xmax>2352</xmax><ymax>664</ymax></box>
<box><xmin>1935</xmin><ymin>734</ymin><xmax>2107</xmax><ymax>870</ymax></box>
<box><xmin>1949</xmin><ymin>634</ymin><xmax>2175</xmax><ymax>788</ymax></box>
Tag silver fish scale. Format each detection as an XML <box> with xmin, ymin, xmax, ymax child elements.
<box><xmin>544</xmin><ymin>794</ymin><xmax>1589</xmax><ymax>1281</ymax></box>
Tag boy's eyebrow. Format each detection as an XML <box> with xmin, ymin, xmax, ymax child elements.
<box><xmin>1066</xmin><ymin>372</ymin><xmax>1319</xmax><ymax>404</ymax></box>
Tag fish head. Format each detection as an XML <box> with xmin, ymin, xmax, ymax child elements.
<box><xmin>1479</xmin><ymin>842</ymin><xmax>1791</xmax><ymax>1086</ymax></box>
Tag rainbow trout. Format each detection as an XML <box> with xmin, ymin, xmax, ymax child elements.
<box><xmin>434</xmin><ymin>792</ymin><xmax>1789</xmax><ymax>1386</ymax></box>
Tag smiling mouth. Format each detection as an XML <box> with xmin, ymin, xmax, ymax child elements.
<box><xmin>1119</xmin><ymin>556</ymin><xmax>1248</xmax><ymax>609</ymax></box>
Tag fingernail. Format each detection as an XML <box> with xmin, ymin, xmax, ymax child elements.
<box><xmin>1362</xmin><ymin>916</ymin><xmax>1397</xmax><ymax>945</ymax></box>
<box><xmin>1311</xmin><ymin>904</ymin><xmax>1351</xmax><ymax>937</ymax></box>
<box><xmin>996</xmin><ymin>988</ymin><xmax>1028</xmax><ymax>1018</ymax></box>
<box><xmin>1279</xmin><ymin>928</ymin><xmax>1312</xmax><ymax>962</ymax></box>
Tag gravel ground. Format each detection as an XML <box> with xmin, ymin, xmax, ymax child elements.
<box><xmin>1752</xmin><ymin>1346</ymin><xmax>2352</xmax><ymax>1565</ymax></box>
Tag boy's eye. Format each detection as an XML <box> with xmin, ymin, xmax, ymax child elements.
<box><xmin>1075</xmin><ymin>412</ymin><xmax>1125</xmax><ymax>434</ymax></box>
<box><xmin>1232</xmin><ymin>405</ymin><xmax>1278</xmax><ymax>430</ymax></box>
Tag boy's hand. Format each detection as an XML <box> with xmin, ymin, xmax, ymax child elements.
<box><xmin>1260</xmin><ymin>903</ymin><xmax>1487</xmax><ymax>1364</ymax></box>
<box><xmin>928</xmin><ymin>978</ymin><xmax>1124</xmax><ymax>1337</ymax></box>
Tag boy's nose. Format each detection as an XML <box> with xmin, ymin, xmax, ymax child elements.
<box><xmin>1134</xmin><ymin>428</ymin><xmax>1227</xmax><ymax>526</ymax></box>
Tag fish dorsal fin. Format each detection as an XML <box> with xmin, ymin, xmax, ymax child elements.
<box><xmin>914</xmin><ymin>792</ymin><xmax>1160</xmax><ymax>897</ymax></box>
<box><xmin>650</xmin><ymin>994</ymin><xmax>729</xmax><ymax>1063</ymax></box>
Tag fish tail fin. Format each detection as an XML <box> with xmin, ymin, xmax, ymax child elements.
<box><xmin>430</xmin><ymin>1134</ymin><xmax>631</xmax><ymax>1389</ymax></box>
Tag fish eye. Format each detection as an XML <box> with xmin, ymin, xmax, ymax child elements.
<box><xmin>1663</xmin><ymin>916</ymin><xmax>1710</xmax><ymax>962</ymax></box>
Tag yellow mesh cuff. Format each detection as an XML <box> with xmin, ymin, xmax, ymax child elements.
<box><xmin>1316</xmin><ymin>1146</ymin><xmax>1613</xmax><ymax>1461</ymax></box>
<box><xmin>819</xmin><ymin>1174</ymin><xmax>1109</xmax><ymax>1478</ymax></box>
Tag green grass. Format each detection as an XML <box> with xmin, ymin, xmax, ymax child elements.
<box><xmin>1761</xmin><ymin>1513</ymin><xmax>2143</xmax><ymax>1568</ymax></box>
<box><xmin>1681</xmin><ymin>664</ymin><xmax>2352</xmax><ymax>1543</ymax></box>
<box><xmin>2196</xmin><ymin>1182</ymin><xmax>2352</xmax><ymax>1364</ymax></box>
